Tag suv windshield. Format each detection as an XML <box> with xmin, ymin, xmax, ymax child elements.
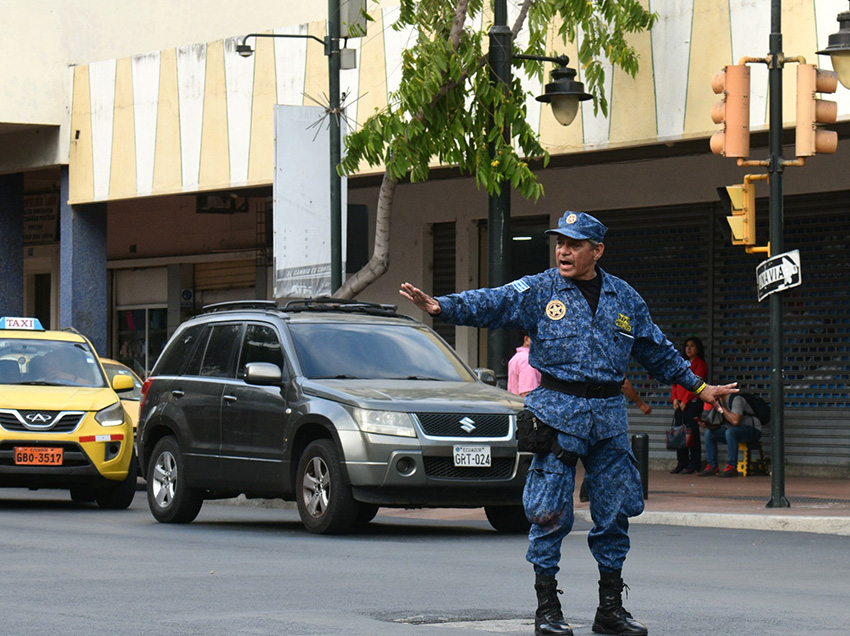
<box><xmin>288</xmin><ymin>322</ymin><xmax>474</xmax><ymax>381</ymax></box>
<box><xmin>0</xmin><ymin>339</ymin><xmax>106</xmax><ymax>388</ymax></box>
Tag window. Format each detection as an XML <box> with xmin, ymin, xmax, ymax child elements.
<box><xmin>154</xmin><ymin>324</ymin><xmax>206</xmax><ymax>376</ymax></box>
<box><xmin>199</xmin><ymin>324</ymin><xmax>242</xmax><ymax>378</ymax></box>
<box><xmin>238</xmin><ymin>324</ymin><xmax>284</xmax><ymax>376</ymax></box>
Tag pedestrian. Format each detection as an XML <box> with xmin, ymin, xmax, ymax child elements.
<box><xmin>669</xmin><ymin>336</ymin><xmax>708</xmax><ymax>474</ymax></box>
<box><xmin>508</xmin><ymin>331</ymin><xmax>542</xmax><ymax>397</ymax></box>
<box><xmin>399</xmin><ymin>210</ymin><xmax>737</xmax><ymax>636</ymax></box>
<box><xmin>696</xmin><ymin>393</ymin><xmax>763</xmax><ymax>477</ymax></box>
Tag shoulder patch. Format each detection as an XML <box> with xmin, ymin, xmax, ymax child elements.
<box><xmin>510</xmin><ymin>279</ymin><xmax>530</xmax><ymax>292</ymax></box>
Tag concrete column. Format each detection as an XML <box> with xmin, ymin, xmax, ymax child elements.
<box><xmin>59</xmin><ymin>167</ymin><xmax>108</xmax><ymax>353</ymax></box>
<box><xmin>0</xmin><ymin>173</ymin><xmax>24</xmax><ymax>316</ymax></box>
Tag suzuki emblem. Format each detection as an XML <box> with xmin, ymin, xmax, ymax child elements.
<box><xmin>459</xmin><ymin>417</ymin><xmax>476</xmax><ymax>433</ymax></box>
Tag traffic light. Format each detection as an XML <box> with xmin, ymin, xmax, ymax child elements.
<box><xmin>725</xmin><ymin>183</ymin><xmax>756</xmax><ymax>246</ymax></box>
<box><xmin>710</xmin><ymin>64</ymin><xmax>751</xmax><ymax>158</ymax></box>
<box><xmin>796</xmin><ymin>64</ymin><xmax>839</xmax><ymax>156</ymax></box>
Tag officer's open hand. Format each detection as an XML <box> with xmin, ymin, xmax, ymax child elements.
<box><xmin>399</xmin><ymin>282</ymin><xmax>442</xmax><ymax>315</ymax></box>
<box><xmin>697</xmin><ymin>382</ymin><xmax>738</xmax><ymax>413</ymax></box>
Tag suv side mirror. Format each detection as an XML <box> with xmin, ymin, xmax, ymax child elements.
<box><xmin>473</xmin><ymin>368</ymin><xmax>497</xmax><ymax>386</ymax></box>
<box><xmin>244</xmin><ymin>362</ymin><xmax>283</xmax><ymax>386</ymax></box>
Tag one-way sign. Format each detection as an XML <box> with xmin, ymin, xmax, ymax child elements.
<box><xmin>756</xmin><ymin>249</ymin><xmax>801</xmax><ymax>302</ymax></box>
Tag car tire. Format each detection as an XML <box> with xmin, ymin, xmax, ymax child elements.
<box><xmin>355</xmin><ymin>502</ymin><xmax>380</xmax><ymax>525</ymax></box>
<box><xmin>94</xmin><ymin>453</ymin><xmax>139</xmax><ymax>509</ymax></box>
<box><xmin>147</xmin><ymin>437</ymin><xmax>203</xmax><ymax>523</ymax></box>
<box><xmin>296</xmin><ymin>439</ymin><xmax>358</xmax><ymax>534</ymax></box>
<box><xmin>70</xmin><ymin>485</ymin><xmax>96</xmax><ymax>503</ymax></box>
<box><xmin>485</xmin><ymin>504</ymin><xmax>531</xmax><ymax>533</ymax></box>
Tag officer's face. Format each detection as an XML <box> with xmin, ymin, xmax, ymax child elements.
<box><xmin>555</xmin><ymin>236</ymin><xmax>603</xmax><ymax>280</ymax></box>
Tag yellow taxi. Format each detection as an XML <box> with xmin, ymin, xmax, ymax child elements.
<box><xmin>0</xmin><ymin>317</ymin><xmax>137</xmax><ymax>508</ymax></box>
<box><xmin>100</xmin><ymin>358</ymin><xmax>143</xmax><ymax>432</ymax></box>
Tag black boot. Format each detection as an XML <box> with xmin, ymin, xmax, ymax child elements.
<box><xmin>534</xmin><ymin>574</ymin><xmax>573</xmax><ymax>636</ymax></box>
<box><xmin>592</xmin><ymin>571</ymin><xmax>647</xmax><ymax>636</ymax></box>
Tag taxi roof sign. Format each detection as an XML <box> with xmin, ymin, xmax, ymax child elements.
<box><xmin>0</xmin><ymin>317</ymin><xmax>45</xmax><ymax>330</ymax></box>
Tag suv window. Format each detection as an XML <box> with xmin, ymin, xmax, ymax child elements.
<box><xmin>199</xmin><ymin>324</ymin><xmax>242</xmax><ymax>378</ymax></box>
<box><xmin>237</xmin><ymin>324</ymin><xmax>284</xmax><ymax>376</ymax></box>
<box><xmin>155</xmin><ymin>324</ymin><xmax>205</xmax><ymax>375</ymax></box>
<box><xmin>288</xmin><ymin>322</ymin><xmax>473</xmax><ymax>381</ymax></box>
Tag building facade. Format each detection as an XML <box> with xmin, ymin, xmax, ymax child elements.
<box><xmin>2</xmin><ymin>0</ymin><xmax>849</xmax><ymax>474</ymax></box>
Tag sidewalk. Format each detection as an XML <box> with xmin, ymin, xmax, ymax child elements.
<box><xmin>379</xmin><ymin>469</ymin><xmax>850</xmax><ymax>536</ymax></box>
<box><xmin>588</xmin><ymin>468</ymin><xmax>850</xmax><ymax>536</ymax></box>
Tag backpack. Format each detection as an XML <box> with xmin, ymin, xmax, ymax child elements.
<box><xmin>733</xmin><ymin>392</ymin><xmax>771</xmax><ymax>426</ymax></box>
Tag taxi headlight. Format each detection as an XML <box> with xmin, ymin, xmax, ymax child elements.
<box><xmin>95</xmin><ymin>401</ymin><xmax>126</xmax><ymax>427</ymax></box>
<box><xmin>353</xmin><ymin>408</ymin><xmax>417</xmax><ymax>438</ymax></box>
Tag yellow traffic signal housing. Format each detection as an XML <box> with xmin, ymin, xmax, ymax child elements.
<box><xmin>710</xmin><ymin>65</ymin><xmax>751</xmax><ymax>158</ymax></box>
<box><xmin>726</xmin><ymin>183</ymin><xmax>756</xmax><ymax>246</ymax></box>
<box><xmin>796</xmin><ymin>64</ymin><xmax>839</xmax><ymax>156</ymax></box>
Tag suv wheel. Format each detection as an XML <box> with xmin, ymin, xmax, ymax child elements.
<box><xmin>94</xmin><ymin>453</ymin><xmax>138</xmax><ymax>509</ymax></box>
<box><xmin>296</xmin><ymin>439</ymin><xmax>358</xmax><ymax>534</ymax></box>
<box><xmin>147</xmin><ymin>437</ymin><xmax>203</xmax><ymax>523</ymax></box>
<box><xmin>485</xmin><ymin>504</ymin><xmax>531</xmax><ymax>533</ymax></box>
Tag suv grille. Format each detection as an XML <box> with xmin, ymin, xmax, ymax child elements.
<box><xmin>415</xmin><ymin>413</ymin><xmax>510</xmax><ymax>438</ymax></box>
<box><xmin>0</xmin><ymin>410</ymin><xmax>85</xmax><ymax>433</ymax></box>
<box><xmin>423</xmin><ymin>457</ymin><xmax>515</xmax><ymax>480</ymax></box>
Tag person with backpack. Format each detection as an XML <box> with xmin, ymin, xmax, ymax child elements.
<box><xmin>696</xmin><ymin>392</ymin><xmax>764</xmax><ymax>477</ymax></box>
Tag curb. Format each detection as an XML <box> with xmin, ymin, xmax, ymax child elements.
<box><xmin>575</xmin><ymin>510</ymin><xmax>850</xmax><ymax>536</ymax></box>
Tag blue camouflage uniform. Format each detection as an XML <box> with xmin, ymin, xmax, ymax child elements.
<box><xmin>436</xmin><ymin>266</ymin><xmax>701</xmax><ymax>577</ymax></box>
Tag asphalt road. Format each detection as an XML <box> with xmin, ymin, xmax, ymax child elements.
<box><xmin>0</xmin><ymin>488</ymin><xmax>847</xmax><ymax>636</ymax></box>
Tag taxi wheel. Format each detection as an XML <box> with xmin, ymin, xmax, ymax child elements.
<box><xmin>485</xmin><ymin>504</ymin><xmax>531</xmax><ymax>533</ymax></box>
<box><xmin>296</xmin><ymin>439</ymin><xmax>358</xmax><ymax>534</ymax></box>
<box><xmin>147</xmin><ymin>437</ymin><xmax>203</xmax><ymax>523</ymax></box>
<box><xmin>95</xmin><ymin>453</ymin><xmax>138</xmax><ymax>509</ymax></box>
<box><xmin>70</xmin><ymin>486</ymin><xmax>96</xmax><ymax>503</ymax></box>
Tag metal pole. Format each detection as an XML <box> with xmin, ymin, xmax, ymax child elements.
<box><xmin>767</xmin><ymin>0</ymin><xmax>790</xmax><ymax>508</ymax></box>
<box><xmin>487</xmin><ymin>0</ymin><xmax>512</xmax><ymax>386</ymax></box>
<box><xmin>328</xmin><ymin>0</ymin><xmax>343</xmax><ymax>294</ymax></box>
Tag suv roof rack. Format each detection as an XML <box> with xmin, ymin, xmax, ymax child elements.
<box><xmin>283</xmin><ymin>297</ymin><xmax>400</xmax><ymax>317</ymax></box>
<box><xmin>202</xmin><ymin>300</ymin><xmax>279</xmax><ymax>314</ymax></box>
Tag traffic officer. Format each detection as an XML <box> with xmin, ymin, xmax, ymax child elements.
<box><xmin>400</xmin><ymin>211</ymin><xmax>737</xmax><ymax>636</ymax></box>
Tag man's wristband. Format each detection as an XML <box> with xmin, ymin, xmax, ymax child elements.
<box><xmin>693</xmin><ymin>381</ymin><xmax>707</xmax><ymax>395</ymax></box>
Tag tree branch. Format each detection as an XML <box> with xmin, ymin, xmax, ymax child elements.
<box><xmin>511</xmin><ymin>0</ymin><xmax>533</xmax><ymax>39</ymax></box>
<box><xmin>336</xmin><ymin>171</ymin><xmax>398</xmax><ymax>299</ymax></box>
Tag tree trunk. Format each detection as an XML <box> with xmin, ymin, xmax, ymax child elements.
<box><xmin>336</xmin><ymin>171</ymin><xmax>397</xmax><ymax>299</ymax></box>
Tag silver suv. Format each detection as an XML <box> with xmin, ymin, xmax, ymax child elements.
<box><xmin>137</xmin><ymin>299</ymin><xmax>530</xmax><ymax>534</ymax></box>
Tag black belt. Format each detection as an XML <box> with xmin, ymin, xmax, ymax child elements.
<box><xmin>540</xmin><ymin>373</ymin><xmax>623</xmax><ymax>398</ymax></box>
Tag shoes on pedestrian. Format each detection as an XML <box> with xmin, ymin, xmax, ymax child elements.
<box><xmin>669</xmin><ymin>464</ymin><xmax>686</xmax><ymax>474</ymax></box>
<box><xmin>681</xmin><ymin>466</ymin><xmax>697</xmax><ymax>474</ymax></box>
<box><xmin>535</xmin><ymin>575</ymin><xmax>573</xmax><ymax>636</ymax></box>
<box><xmin>696</xmin><ymin>465</ymin><xmax>717</xmax><ymax>476</ymax></box>
<box><xmin>719</xmin><ymin>464</ymin><xmax>739</xmax><ymax>478</ymax></box>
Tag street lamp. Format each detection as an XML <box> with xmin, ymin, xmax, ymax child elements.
<box><xmin>535</xmin><ymin>55</ymin><xmax>593</xmax><ymax>126</ymax></box>
<box><xmin>238</xmin><ymin>3</ymin><xmax>345</xmax><ymax>294</ymax></box>
<box><xmin>487</xmin><ymin>3</ymin><xmax>590</xmax><ymax>385</ymax></box>
<box><xmin>818</xmin><ymin>2</ymin><xmax>850</xmax><ymax>88</ymax></box>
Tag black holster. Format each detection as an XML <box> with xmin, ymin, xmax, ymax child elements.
<box><xmin>516</xmin><ymin>410</ymin><xmax>579</xmax><ymax>466</ymax></box>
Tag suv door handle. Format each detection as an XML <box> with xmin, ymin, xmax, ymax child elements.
<box><xmin>223</xmin><ymin>394</ymin><xmax>237</xmax><ymax>403</ymax></box>
<box><xmin>171</xmin><ymin>389</ymin><xmax>184</xmax><ymax>398</ymax></box>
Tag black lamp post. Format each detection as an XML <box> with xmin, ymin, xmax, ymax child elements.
<box><xmin>487</xmin><ymin>1</ymin><xmax>590</xmax><ymax>385</ymax></box>
<box><xmin>238</xmin><ymin>0</ymin><xmax>344</xmax><ymax>294</ymax></box>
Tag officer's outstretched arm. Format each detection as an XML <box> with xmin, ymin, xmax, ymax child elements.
<box><xmin>698</xmin><ymin>383</ymin><xmax>738</xmax><ymax>413</ymax></box>
<box><xmin>400</xmin><ymin>282</ymin><xmax>442</xmax><ymax>315</ymax></box>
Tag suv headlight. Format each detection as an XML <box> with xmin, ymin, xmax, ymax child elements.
<box><xmin>95</xmin><ymin>401</ymin><xmax>126</xmax><ymax>427</ymax></box>
<box><xmin>353</xmin><ymin>408</ymin><xmax>417</xmax><ymax>438</ymax></box>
